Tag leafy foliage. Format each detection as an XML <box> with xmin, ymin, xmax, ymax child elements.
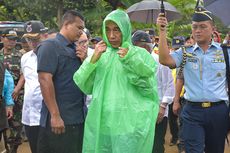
<box><xmin>0</xmin><ymin>0</ymin><xmax>229</xmax><ymax>39</ymax></box>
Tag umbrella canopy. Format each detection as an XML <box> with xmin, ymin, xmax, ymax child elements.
<box><xmin>126</xmin><ymin>0</ymin><xmax>181</xmax><ymax>24</ymax></box>
<box><xmin>204</xmin><ymin>0</ymin><xmax>230</xmax><ymax>26</ymax></box>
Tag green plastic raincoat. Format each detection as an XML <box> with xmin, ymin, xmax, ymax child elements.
<box><xmin>73</xmin><ymin>9</ymin><xmax>159</xmax><ymax>153</ymax></box>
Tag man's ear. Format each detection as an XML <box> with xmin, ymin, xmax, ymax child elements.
<box><xmin>63</xmin><ymin>21</ymin><xmax>71</xmax><ymax>30</ymax></box>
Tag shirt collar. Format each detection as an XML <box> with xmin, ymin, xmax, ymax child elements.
<box><xmin>56</xmin><ymin>33</ymin><xmax>72</xmax><ymax>47</ymax></box>
<box><xmin>192</xmin><ymin>41</ymin><xmax>219</xmax><ymax>52</ymax></box>
<box><xmin>56</xmin><ymin>33</ymin><xmax>76</xmax><ymax>50</ymax></box>
<box><xmin>28</xmin><ymin>50</ymin><xmax>36</xmax><ymax>57</ymax></box>
<box><xmin>210</xmin><ymin>41</ymin><xmax>220</xmax><ymax>49</ymax></box>
<box><xmin>67</xmin><ymin>43</ymin><xmax>76</xmax><ymax>50</ymax></box>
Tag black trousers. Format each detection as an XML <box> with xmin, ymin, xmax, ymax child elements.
<box><xmin>152</xmin><ymin>117</ymin><xmax>168</xmax><ymax>153</ymax></box>
<box><xmin>24</xmin><ymin>125</ymin><xmax>40</xmax><ymax>153</ymax></box>
<box><xmin>178</xmin><ymin>98</ymin><xmax>186</xmax><ymax>150</ymax></box>
<box><xmin>37</xmin><ymin>123</ymin><xmax>84</xmax><ymax>153</ymax></box>
<box><xmin>182</xmin><ymin>102</ymin><xmax>229</xmax><ymax>153</ymax></box>
<box><xmin>168</xmin><ymin>103</ymin><xmax>179</xmax><ymax>142</ymax></box>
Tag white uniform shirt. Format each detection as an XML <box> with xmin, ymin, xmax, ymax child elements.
<box><xmin>152</xmin><ymin>53</ymin><xmax>175</xmax><ymax>117</ymax></box>
<box><xmin>21</xmin><ymin>50</ymin><xmax>43</xmax><ymax>126</ymax></box>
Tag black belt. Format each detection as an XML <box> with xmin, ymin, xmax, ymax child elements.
<box><xmin>186</xmin><ymin>100</ymin><xmax>225</xmax><ymax>108</ymax></box>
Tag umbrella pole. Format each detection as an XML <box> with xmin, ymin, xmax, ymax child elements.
<box><xmin>151</xmin><ymin>9</ymin><xmax>153</xmax><ymax>24</ymax></box>
<box><xmin>160</xmin><ymin>0</ymin><xmax>166</xmax><ymax>28</ymax></box>
<box><xmin>160</xmin><ymin>0</ymin><xmax>165</xmax><ymax>15</ymax></box>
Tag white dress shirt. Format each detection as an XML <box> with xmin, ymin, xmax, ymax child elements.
<box><xmin>21</xmin><ymin>50</ymin><xmax>43</xmax><ymax>126</ymax></box>
<box><xmin>152</xmin><ymin>53</ymin><xmax>175</xmax><ymax>117</ymax></box>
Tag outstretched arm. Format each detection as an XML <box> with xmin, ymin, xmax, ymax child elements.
<box><xmin>157</xmin><ymin>14</ymin><xmax>176</xmax><ymax>68</ymax></box>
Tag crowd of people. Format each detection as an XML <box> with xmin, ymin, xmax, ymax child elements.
<box><xmin>0</xmin><ymin>5</ymin><xmax>230</xmax><ymax>153</ymax></box>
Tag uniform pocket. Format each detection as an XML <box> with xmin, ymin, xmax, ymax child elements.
<box><xmin>210</xmin><ymin>62</ymin><xmax>226</xmax><ymax>70</ymax></box>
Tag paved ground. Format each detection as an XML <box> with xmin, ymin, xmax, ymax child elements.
<box><xmin>17</xmin><ymin>129</ymin><xmax>230</xmax><ymax>153</ymax></box>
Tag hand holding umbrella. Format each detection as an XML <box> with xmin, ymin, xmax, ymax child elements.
<box><xmin>157</xmin><ymin>13</ymin><xmax>168</xmax><ymax>32</ymax></box>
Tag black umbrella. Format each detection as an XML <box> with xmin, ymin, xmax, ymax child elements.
<box><xmin>204</xmin><ymin>0</ymin><xmax>230</xmax><ymax>26</ymax></box>
<box><xmin>126</xmin><ymin>0</ymin><xmax>181</xmax><ymax>24</ymax></box>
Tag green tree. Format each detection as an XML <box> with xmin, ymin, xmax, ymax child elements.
<box><xmin>0</xmin><ymin>0</ymin><xmax>95</xmax><ymax>28</ymax></box>
<box><xmin>168</xmin><ymin>0</ymin><xmax>229</xmax><ymax>39</ymax></box>
<box><xmin>0</xmin><ymin>0</ymin><xmax>228</xmax><ymax>38</ymax></box>
<box><xmin>83</xmin><ymin>0</ymin><xmax>141</xmax><ymax>36</ymax></box>
<box><xmin>166</xmin><ymin>0</ymin><xmax>197</xmax><ymax>38</ymax></box>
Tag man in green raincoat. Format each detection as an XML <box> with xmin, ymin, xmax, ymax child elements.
<box><xmin>73</xmin><ymin>9</ymin><xmax>159</xmax><ymax>153</ymax></box>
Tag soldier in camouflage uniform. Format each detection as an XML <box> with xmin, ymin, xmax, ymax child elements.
<box><xmin>0</xmin><ymin>29</ymin><xmax>23</xmax><ymax>153</ymax></box>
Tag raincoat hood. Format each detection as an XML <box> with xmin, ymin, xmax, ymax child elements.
<box><xmin>102</xmin><ymin>9</ymin><xmax>132</xmax><ymax>48</ymax></box>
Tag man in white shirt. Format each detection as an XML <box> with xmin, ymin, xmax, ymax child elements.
<box><xmin>20</xmin><ymin>20</ymin><xmax>48</xmax><ymax>153</ymax></box>
<box><xmin>132</xmin><ymin>30</ymin><xmax>175</xmax><ymax>153</ymax></box>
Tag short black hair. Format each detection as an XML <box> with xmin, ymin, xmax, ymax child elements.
<box><xmin>61</xmin><ymin>10</ymin><xmax>84</xmax><ymax>28</ymax></box>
